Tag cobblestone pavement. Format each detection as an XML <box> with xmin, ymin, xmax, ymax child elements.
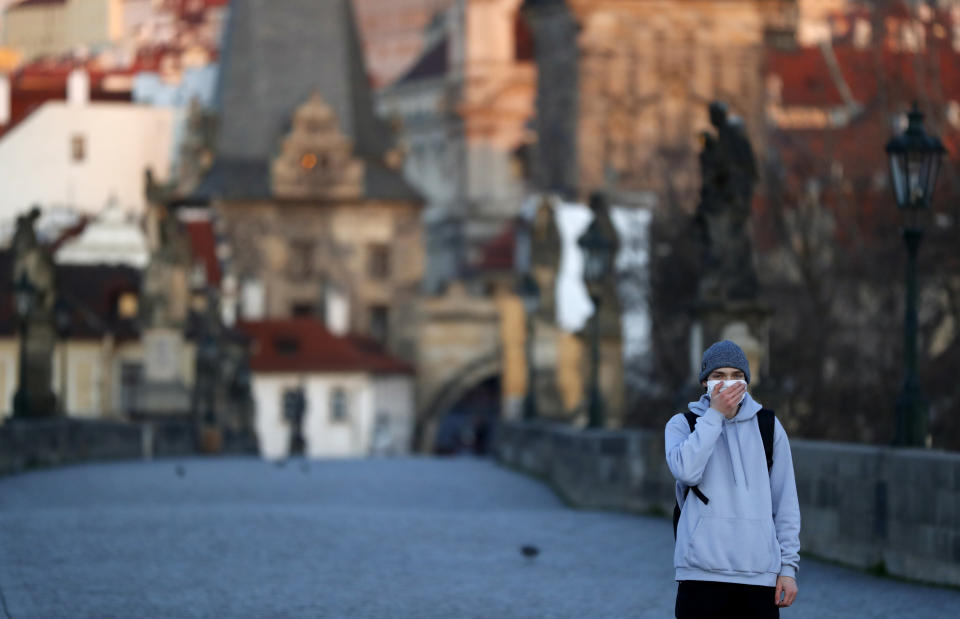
<box><xmin>1</xmin><ymin>457</ymin><xmax>958</xmax><ymax>618</ymax></box>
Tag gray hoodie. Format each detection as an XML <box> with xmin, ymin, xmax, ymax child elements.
<box><xmin>665</xmin><ymin>392</ymin><xmax>801</xmax><ymax>586</ymax></box>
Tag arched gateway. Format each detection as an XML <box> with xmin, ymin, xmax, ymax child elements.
<box><xmin>414</xmin><ymin>284</ymin><xmax>505</xmax><ymax>453</ymax></box>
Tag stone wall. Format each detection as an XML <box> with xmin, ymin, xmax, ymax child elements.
<box><xmin>0</xmin><ymin>419</ymin><xmax>253</xmax><ymax>477</ymax></box>
<box><xmin>495</xmin><ymin>421</ymin><xmax>960</xmax><ymax>587</ymax></box>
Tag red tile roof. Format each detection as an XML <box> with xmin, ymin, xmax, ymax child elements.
<box><xmin>768</xmin><ymin>41</ymin><xmax>960</xmax><ymax>109</ymax></box>
<box><xmin>767</xmin><ymin>5</ymin><xmax>960</xmax><ymax>110</ymax></box>
<box><xmin>0</xmin><ymin>64</ymin><xmax>132</xmax><ymax>138</ymax></box>
<box><xmin>238</xmin><ymin>318</ymin><xmax>415</xmax><ymax>375</ymax></box>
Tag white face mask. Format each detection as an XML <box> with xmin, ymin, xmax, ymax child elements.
<box><xmin>706</xmin><ymin>379</ymin><xmax>748</xmax><ymax>404</ymax></box>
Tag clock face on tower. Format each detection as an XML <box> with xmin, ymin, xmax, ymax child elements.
<box><xmin>271</xmin><ymin>93</ymin><xmax>365</xmax><ymax>200</ymax></box>
<box><xmin>300</xmin><ymin>153</ymin><xmax>318</xmax><ymax>170</ymax></box>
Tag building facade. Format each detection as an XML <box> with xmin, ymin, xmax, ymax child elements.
<box><xmin>524</xmin><ymin>0</ymin><xmax>796</xmax><ymax>205</ymax></box>
<box><xmin>1</xmin><ymin>0</ymin><xmax>124</xmax><ymax>61</ymax></box>
<box><xmin>193</xmin><ymin>0</ymin><xmax>424</xmax><ymax>362</ymax></box>
<box><xmin>377</xmin><ymin>0</ymin><xmax>536</xmax><ymax>291</ymax></box>
<box><xmin>0</xmin><ymin>71</ymin><xmax>174</xmax><ymax>220</ymax></box>
<box><xmin>240</xmin><ymin>318</ymin><xmax>415</xmax><ymax>459</ymax></box>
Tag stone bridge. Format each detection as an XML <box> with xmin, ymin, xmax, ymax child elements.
<box><xmin>1</xmin><ymin>456</ymin><xmax>958</xmax><ymax>618</ymax></box>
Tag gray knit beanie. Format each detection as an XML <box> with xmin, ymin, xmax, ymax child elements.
<box><xmin>699</xmin><ymin>340</ymin><xmax>751</xmax><ymax>384</ymax></box>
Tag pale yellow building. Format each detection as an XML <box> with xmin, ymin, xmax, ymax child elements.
<box><xmin>2</xmin><ymin>0</ymin><xmax>123</xmax><ymax>61</ymax></box>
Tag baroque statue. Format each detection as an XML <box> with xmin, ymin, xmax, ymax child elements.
<box><xmin>694</xmin><ymin>101</ymin><xmax>760</xmax><ymax>302</ymax></box>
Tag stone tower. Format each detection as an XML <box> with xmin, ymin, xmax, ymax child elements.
<box><xmin>195</xmin><ymin>0</ymin><xmax>424</xmax><ymax>358</ymax></box>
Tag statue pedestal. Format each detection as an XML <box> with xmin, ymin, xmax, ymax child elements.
<box><xmin>135</xmin><ymin>329</ymin><xmax>190</xmax><ymax>417</ymax></box>
<box><xmin>19</xmin><ymin>322</ymin><xmax>58</xmax><ymax>418</ymax></box>
<box><xmin>200</xmin><ymin>425</ymin><xmax>223</xmax><ymax>453</ymax></box>
<box><xmin>688</xmin><ymin>299</ymin><xmax>772</xmax><ymax>395</ymax></box>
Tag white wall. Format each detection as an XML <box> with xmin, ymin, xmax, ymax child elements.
<box><xmin>62</xmin><ymin>343</ymin><xmax>104</xmax><ymax>418</ymax></box>
<box><xmin>0</xmin><ymin>73</ymin><xmax>9</xmax><ymax>126</ymax></box>
<box><xmin>303</xmin><ymin>374</ymin><xmax>372</xmax><ymax>459</ymax></box>
<box><xmin>371</xmin><ymin>376</ymin><xmax>415</xmax><ymax>455</ymax></box>
<box><xmin>0</xmin><ymin>101</ymin><xmax>174</xmax><ymax>220</ymax></box>
<box><xmin>252</xmin><ymin>372</ymin><xmax>415</xmax><ymax>459</ymax></box>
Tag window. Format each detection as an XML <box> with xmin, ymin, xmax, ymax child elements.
<box><xmin>368</xmin><ymin>244</ymin><xmax>391</xmax><ymax>280</ymax></box>
<box><xmin>330</xmin><ymin>387</ymin><xmax>349</xmax><ymax>423</ymax></box>
<box><xmin>370</xmin><ymin>305</ymin><xmax>389</xmax><ymax>344</ymax></box>
<box><xmin>291</xmin><ymin>303</ymin><xmax>315</xmax><ymax>317</ymax></box>
<box><xmin>71</xmin><ymin>134</ymin><xmax>86</xmax><ymax>162</ymax></box>
<box><xmin>289</xmin><ymin>240</ymin><xmax>315</xmax><ymax>278</ymax></box>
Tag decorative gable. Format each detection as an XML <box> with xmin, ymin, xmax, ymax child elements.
<box><xmin>271</xmin><ymin>93</ymin><xmax>365</xmax><ymax>200</ymax></box>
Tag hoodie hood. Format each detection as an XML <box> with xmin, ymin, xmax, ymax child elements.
<box><xmin>688</xmin><ymin>391</ymin><xmax>764</xmax><ymax>489</ymax></box>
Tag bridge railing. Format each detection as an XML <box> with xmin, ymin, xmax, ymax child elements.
<box><xmin>495</xmin><ymin>421</ymin><xmax>960</xmax><ymax>588</ymax></box>
<box><xmin>0</xmin><ymin>419</ymin><xmax>247</xmax><ymax>476</ymax></box>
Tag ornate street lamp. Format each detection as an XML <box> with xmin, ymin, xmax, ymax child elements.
<box><xmin>517</xmin><ymin>272</ymin><xmax>540</xmax><ymax>421</ymax></box>
<box><xmin>578</xmin><ymin>192</ymin><xmax>617</xmax><ymax>429</ymax></box>
<box><xmin>885</xmin><ymin>103</ymin><xmax>945</xmax><ymax>447</ymax></box>
<box><xmin>54</xmin><ymin>298</ymin><xmax>71</xmax><ymax>414</ymax></box>
<box><xmin>12</xmin><ymin>272</ymin><xmax>36</xmax><ymax>418</ymax></box>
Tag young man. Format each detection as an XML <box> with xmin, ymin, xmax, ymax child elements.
<box><xmin>665</xmin><ymin>340</ymin><xmax>800</xmax><ymax>618</ymax></box>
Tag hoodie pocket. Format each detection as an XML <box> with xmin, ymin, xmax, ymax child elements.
<box><xmin>684</xmin><ymin>517</ymin><xmax>776</xmax><ymax>574</ymax></box>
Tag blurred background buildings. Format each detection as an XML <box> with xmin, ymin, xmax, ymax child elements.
<box><xmin>0</xmin><ymin>0</ymin><xmax>958</xmax><ymax>455</ymax></box>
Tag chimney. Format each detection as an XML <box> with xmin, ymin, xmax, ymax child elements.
<box><xmin>0</xmin><ymin>74</ymin><xmax>10</xmax><ymax>126</ymax></box>
<box><xmin>67</xmin><ymin>69</ymin><xmax>90</xmax><ymax>106</ymax></box>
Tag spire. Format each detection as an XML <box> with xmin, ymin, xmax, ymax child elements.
<box><xmin>205</xmin><ymin>0</ymin><xmax>417</xmax><ymax>201</ymax></box>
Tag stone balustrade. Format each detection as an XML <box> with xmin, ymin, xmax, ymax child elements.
<box><xmin>495</xmin><ymin>421</ymin><xmax>960</xmax><ymax>587</ymax></box>
<box><xmin>0</xmin><ymin>419</ymin><xmax>252</xmax><ymax>476</ymax></box>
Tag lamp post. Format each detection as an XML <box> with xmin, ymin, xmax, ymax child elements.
<box><xmin>578</xmin><ymin>192</ymin><xmax>617</xmax><ymax>429</ymax></box>
<box><xmin>12</xmin><ymin>272</ymin><xmax>36</xmax><ymax>418</ymax></box>
<box><xmin>885</xmin><ymin>103</ymin><xmax>945</xmax><ymax>447</ymax></box>
<box><xmin>54</xmin><ymin>298</ymin><xmax>71</xmax><ymax>414</ymax></box>
<box><xmin>517</xmin><ymin>272</ymin><xmax>540</xmax><ymax>421</ymax></box>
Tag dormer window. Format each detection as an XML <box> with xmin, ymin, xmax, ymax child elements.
<box><xmin>274</xmin><ymin>336</ymin><xmax>300</xmax><ymax>355</ymax></box>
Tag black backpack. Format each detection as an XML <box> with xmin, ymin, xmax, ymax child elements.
<box><xmin>671</xmin><ymin>409</ymin><xmax>775</xmax><ymax>539</ymax></box>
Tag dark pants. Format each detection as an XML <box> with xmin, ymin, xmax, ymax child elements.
<box><xmin>675</xmin><ymin>580</ymin><xmax>779</xmax><ymax>619</ymax></box>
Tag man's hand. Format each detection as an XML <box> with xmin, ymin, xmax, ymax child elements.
<box><xmin>775</xmin><ymin>575</ymin><xmax>797</xmax><ymax>607</ymax></box>
<box><xmin>710</xmin><ymin>381</ymin><xmax>745</xmax><ymax>419</ymax></box>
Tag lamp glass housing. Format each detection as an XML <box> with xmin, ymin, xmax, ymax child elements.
<box><xmin>885</xmin><ymin>105</ymin><xmax>946</xmax><ymax>214</ymax></box>
<box><xmin>578</xmin><ymin>225</ymin><xmax>615</xmax><ymax>290</ymax></box>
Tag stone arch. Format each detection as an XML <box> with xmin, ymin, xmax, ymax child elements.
<box><xmin>416</xmin><ymin>352</ymin><xmax>502</xmax><ymax>452</ymax></box>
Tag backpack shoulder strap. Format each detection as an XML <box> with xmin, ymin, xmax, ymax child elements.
<box><xmin>756</xmin><ymin>408</ymin><xmax>775</xmax><ymax>472</ymax></box>
<box><xmin>679</xmin><ymin>411</ymin><xmax>709</xmax><ymax>505</ymax></box>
